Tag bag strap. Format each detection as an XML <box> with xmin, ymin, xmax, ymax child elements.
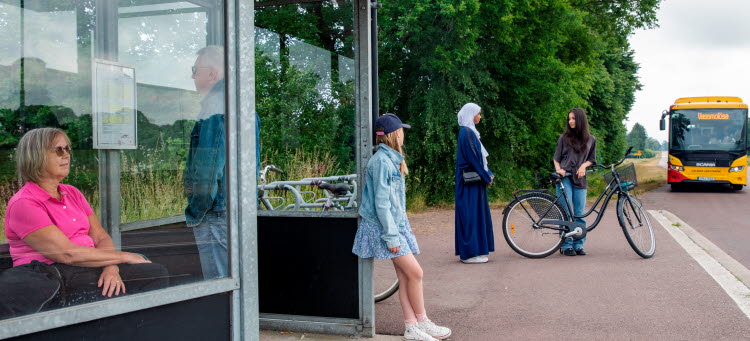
<box><xmin>464</xmin><ymin>127</ymin><xmax>479</xmax><ymax>158</ymax></box>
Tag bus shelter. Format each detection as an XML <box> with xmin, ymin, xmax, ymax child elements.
<box><xmin>0</xmin><ymin>0</ymin><xmax>377</xmax><ymax>339</ymax></box>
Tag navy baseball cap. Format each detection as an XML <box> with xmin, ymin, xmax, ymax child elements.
<box><xmin>375</xmin><ymin>113</ymin><xmax>411</xmax><ymax>136</ymax></box>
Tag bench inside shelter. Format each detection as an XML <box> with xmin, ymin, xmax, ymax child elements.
<box><xmin>0</xmin><ymin>223</ymin><xmax>203</xmax><ymax>285</ymax></box>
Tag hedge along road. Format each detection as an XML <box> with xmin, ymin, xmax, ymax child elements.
<box><xmin>374</xmin><ymin>189</ymin><xmax>750</xmax><ymax>339</ymax></box>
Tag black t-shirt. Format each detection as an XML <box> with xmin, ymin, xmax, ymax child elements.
<box><xmin>554</xmin><ymin>134</ymin><xmax>597</xmax><ymax>188</ymax></box>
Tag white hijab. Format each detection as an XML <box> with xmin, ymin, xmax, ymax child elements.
<box><xmin>457</xmin><ymin>103</ymin><xmax>489</xmax><ymax>171</ymax></box>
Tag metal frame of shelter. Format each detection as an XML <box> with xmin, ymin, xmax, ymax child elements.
<box><xmin>0</xmin><ymin>0</ymin><xmax>377</xmax><ymax>339</ymax></box>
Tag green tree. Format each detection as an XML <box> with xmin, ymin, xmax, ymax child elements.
<box><xmin>646</xmin><ymin>137</ymin><xmax>661</xmax><ymax>151</ymax></box>
<box><xmin>627</xmin><ymin>122</ymin><xmax>648</xmax><ymax>151</ymax></box>
<box><xmin>252</xmin><ymin>0</ymin><xmax>663</xmax><ymax>204</ymax></box>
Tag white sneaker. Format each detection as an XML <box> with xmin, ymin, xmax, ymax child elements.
<box><xmin>417</xmin><ymin>319</ymin><xmax>452</xmax><ymax>340</ymax></box>
<box><xmin>404</xmin><ymin>323</ymin><xmax>438</xmax><ymax>341</ymax></box>
<box><xmin>460</xmin><ymin>256</ymin><xmax>488</xmax><ymax>264</ymax></box>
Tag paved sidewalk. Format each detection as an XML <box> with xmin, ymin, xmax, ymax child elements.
<box><xmin>260</xmin><ymin>330</ymin><xmax>401</xmax><ymax>340</ymax></box>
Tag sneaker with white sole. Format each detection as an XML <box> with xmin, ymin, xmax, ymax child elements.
<box><xmin>404</xmin><ymin>323</ymin><xmax>438</xmax><ymax>341</ymax></box>
<box><xmin>460</xmin><ymin>256</ymin><xmax>488</xmax><ymax>264</ymax></box>
<box><xmin>416</xmin><ymin>319</ymin><xmax>451</xmax><ymax>339</ymax></box>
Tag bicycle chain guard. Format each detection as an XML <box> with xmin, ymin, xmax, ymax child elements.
<box><xmin>542</xmin><ymin>220</ymin><xmax>587</xmax><ymax>240</ymax></box>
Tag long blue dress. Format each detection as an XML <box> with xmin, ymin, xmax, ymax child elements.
<box><xmin>454</xmin><ymin>127</ymin><xmax>494</xmax><ymax>260</ymax></box>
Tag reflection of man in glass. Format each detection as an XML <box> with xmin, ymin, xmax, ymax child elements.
<box><xmin>184</xmin><ymin>46</ymin><xmax>227</xmax><ymax>279</ymax></box>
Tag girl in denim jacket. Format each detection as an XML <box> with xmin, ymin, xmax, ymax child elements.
<box><xmin>352</xmin><ymin>114</ymin><xmax>451</xmax><ymax>341</ymax></box>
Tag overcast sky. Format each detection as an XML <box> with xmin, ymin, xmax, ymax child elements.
<box><xmin>628</xmin><ymin>0</ymin><xmax>750</xmax><ymax>142</ymax></box>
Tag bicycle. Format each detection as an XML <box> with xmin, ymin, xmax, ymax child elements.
<box><xmin>501</xmin><ymin>146</ymin><xmax>656</xmax><ymax>259</ymax></box>
<box><xmin>256</xmin><ymin>166</ymin><xmax>398</xmax><ymax>301</ymax></box>
<box><xmin>257</xmin><ymin>165</ymin><xmax>357</xmax><ymax>211</ymax></box>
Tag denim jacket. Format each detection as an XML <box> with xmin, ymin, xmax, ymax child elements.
<box><xmin>359</xmin><ymin>144</ymin><xmax>406</xmax><ymax>249</ymax></box>
<box><xmin>184</xmin><ymin>81</ymin><xmax>226</xmax><ymax>227</ymax></box>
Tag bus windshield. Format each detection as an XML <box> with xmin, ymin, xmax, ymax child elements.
<box><xmin>670</xmin><ymin>108</ymin><xmax>747</xmax><ymax>152</ymax></box>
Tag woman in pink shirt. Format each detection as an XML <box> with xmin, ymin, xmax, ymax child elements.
<box><xmin>2</xmin><ymin>128</ymin><xmax>167</xmax><ymax>314</ymax></box>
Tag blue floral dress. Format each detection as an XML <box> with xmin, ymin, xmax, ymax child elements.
<box><xmin>352</xmin><ymin>218</ymin><xmax>420</xmax><ymax>259</ymax></box>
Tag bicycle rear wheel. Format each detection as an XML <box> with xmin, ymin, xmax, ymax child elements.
<box><xmin>374</xmin><ymin>259</ymin><xmax>399</xmax><ymax>302</ymax></box>
<box><xmin>502</xmin><ymin>193</ymin><xmax>567</xmax><ymax>258</ymax></box>
<box><xmin>617</xmin><ymin>193</ymin><xmax>655</xmax><ymax>258</ymax></box>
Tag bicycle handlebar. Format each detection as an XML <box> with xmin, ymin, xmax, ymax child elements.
<box><xmin>267</xmin><ymin>165</ymin><xmax>284</xmax><ymax>174</ymax></box>
<box><xmin>552</xmin><ymin>146</ymin><xmax>634</xmax><ymax>182</ymax></box>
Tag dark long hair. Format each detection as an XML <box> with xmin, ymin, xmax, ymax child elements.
<box><xmin>564</xmin><ymin>108</ymin><xmax>590</xmax><ymax>153</ymax></box>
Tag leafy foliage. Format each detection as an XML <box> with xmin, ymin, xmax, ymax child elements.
<box><xmin>255</xmin><ymin>1</ymin><xmax>357</xmax><ymax>175</ymax></box>
<box><xmin>627</xmin><ymin>122</ymin><xmax>648</xmax><ymax>151</ymax></box>
<box><xmin>374</xmin><ymin>0</ymin><xmax>661</xmax><ymax>203</ymax></box>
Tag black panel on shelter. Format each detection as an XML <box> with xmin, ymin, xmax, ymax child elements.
<box><xmin>258</xmin><ymin>216</ymin><xmax>359</xmax><ymax>319</ymax></box>
<box><xmin>9</xmin><ymin>293</ymin><xmax>230</xmax><ymax>341</ymax></box>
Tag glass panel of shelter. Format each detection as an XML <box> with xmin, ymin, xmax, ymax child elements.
<box><xmin>0</xmin><ymin>0</ymin><xmax>229</xmax><ymax>322</ymax></box>
<box><xmin>255</xmin><ymin>0</ymin><xmax>358</xmax><ymax>215</ymax></box>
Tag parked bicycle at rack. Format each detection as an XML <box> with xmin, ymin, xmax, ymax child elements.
<box><xmin>501</xmin><ymin>146</ymin><xmax>656</xmax><ymax>259</ymax></box>
<box><xmin>257</xmin><ymin>165</ymin><xmax>358</xmax><ymax>211</ymax></box>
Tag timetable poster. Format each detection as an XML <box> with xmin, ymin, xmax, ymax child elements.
<box><xmin>92</xmin><ymin>59</ymin><xmax>137</xmax><ymax>149</ymax></box>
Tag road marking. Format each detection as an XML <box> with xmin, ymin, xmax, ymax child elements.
<box><xmin>649</xmin><ymin>210</ymin><xmax>750</xmax><ymax>320</ymax></box>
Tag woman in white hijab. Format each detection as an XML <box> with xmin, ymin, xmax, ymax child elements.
<box><xmin>454</xmin><ymin>103</ymin><xmax>495</xmax><ymax>264</ymax></box>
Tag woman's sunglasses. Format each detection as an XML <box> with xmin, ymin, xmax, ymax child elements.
<box><xmin>51</xmin><ymin>146</ymin><xmax>72</xmax><ymax>157</ymax></box>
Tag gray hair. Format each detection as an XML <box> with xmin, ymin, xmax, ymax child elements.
<box><xmin>197</xmin><ymin>45</ymin><xmax>224</xmax><ymax>78</ymax></box>
<box><xmin>16</xmin><ymin>128</ymin><xmax>71</xmax><ymax>184</ymax></box>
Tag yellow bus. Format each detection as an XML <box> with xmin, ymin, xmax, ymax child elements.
<box><xmin>659</xmin><ymin>96</ymin><xmax>748</xmax><ymax>191</ymax></box>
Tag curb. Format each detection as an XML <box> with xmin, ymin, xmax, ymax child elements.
<box><xmin>653</xmin><ymin>209</ymin><xmax>750</xmax><ymax>289</ymax></box>
<box><xmin>260</xmin><ymin>330</ymin><xmax>402</xmax><ymax>340</ymax></box>
<box><xmin>649</xmin><ymin>209</ymin><xmax>750</xmax><ymax>319</ymax></box>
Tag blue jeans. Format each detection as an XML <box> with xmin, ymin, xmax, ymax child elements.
<box><xmin>193</xmin><ymin>211</ymin><xmax>228</xmax><ymax>279</ymax></box>
<box><xmin>556</xmin><ymin>177</ymin><xmax>587</xmax><ymax>250</ymax></box>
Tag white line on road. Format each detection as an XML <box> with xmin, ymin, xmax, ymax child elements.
<box><xmin>649</xmin><ymin>210</ymin><xmax>750</xmax><ymax>320</ymax></box>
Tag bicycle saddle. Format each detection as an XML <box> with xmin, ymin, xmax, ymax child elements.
<box><xmin>549</xmin><ymin>173</ymin><xmax>563</xmax><ymax>183</ymax></box>
<box><xmin>311</xmin><ymin>181</ymin><xmax>350</xmax><ymax>196</ymax></box>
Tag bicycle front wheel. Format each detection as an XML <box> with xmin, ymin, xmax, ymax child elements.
<box><xmin>617</xmin><ymin>194</ymin><xmax>655</xmax><ymax>258</ymax></box>
<box><xmin>502</xmin><ymin>193</ymin><xmax>568</xmax><ymax>258</ymax></box>
<box><xmin>374</xmin><ymin>259</ymin><xmax>399</xmax><ymax>302</ymax></box>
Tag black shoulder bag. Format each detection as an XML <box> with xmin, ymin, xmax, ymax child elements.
<box><xmin>462</xmin><ymin>127</ymin><xmax>483</xmax><ymax>185</ymax></box>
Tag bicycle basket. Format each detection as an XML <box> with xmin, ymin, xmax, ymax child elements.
<box><xmin>602</xmin><ymin>163</ymin><xmax>637</xmax><ymax>191</ymax></box>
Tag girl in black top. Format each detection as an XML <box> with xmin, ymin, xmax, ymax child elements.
<box><xmin>553</xmin><ymin>108</ymin><xmax>597</xmax><ymax>256</ymax></box>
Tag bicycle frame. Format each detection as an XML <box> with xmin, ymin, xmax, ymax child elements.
<box><xmin>516</xmin><ymin>165</ymin><xmax>631</xmax><ymax>234</ymax></box>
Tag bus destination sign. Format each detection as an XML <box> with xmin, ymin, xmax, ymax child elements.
<box><xmin>698</xmin><ymin>112</ymin><xmax>729</xmax><ymax>120</ymax></box>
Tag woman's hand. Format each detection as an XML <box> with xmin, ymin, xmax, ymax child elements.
<box><xmin>388</xmin><ymin>246</ymin><xmax>399</xmax><ymax>254</ymax></box>
<box><xmin>98</xmin><ymin>265</ymin><xmax>125</xmax><ymax>297</ymax></box>
<box><xmin>556</xmin><ymin>168</ymin><xmax>567</xmax><ymax>177</ymax></box>
<box><xmin>122</xmin><ymin>252</ymin><xmax>151</xmax><ymax>264</ymax></box>
<box><xmin>488</xmin><ymin>175</ymin><xmax>494</xmax><ymax>186</ymax></box>
<box><xmin>576</xmin><ymin>165</ymin><xmax>587</xmax><ymax>178</ymax></box>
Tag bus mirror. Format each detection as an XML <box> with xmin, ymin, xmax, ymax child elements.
<box><xmin>660</xmin><ymin>110</ymin><xmax>668</xmax><ymax>131</ymax></box>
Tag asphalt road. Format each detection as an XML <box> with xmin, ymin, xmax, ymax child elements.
<box><xmin>647</xmin><ymin>151</ymin><xmax>750</xmax><ymax>268</ymax></box>
<box><xmin>376</xmin><ymin>199</ymin><xmax>750</xmax><ymax>340</ymax></box>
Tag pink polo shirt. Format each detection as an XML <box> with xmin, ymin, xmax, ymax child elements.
<box><xmin>4</xmin><ymin>182</ymin><xmax>95</xmax><ymax>266</ymax></box>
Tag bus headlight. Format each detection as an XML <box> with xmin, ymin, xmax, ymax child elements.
<box><xmin>729</xmin><ymin>166</ymin><xmax>745</xmax><ymax>173</ymax></box>
<box><xmin>670</xmin><ymin>164</ymin><xmax>684</xmax><ymax>172</ymax></box>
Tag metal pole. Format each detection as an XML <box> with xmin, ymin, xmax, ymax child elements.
<box><xmin>94</xmin><ymin>0</ymin><xmax>122</xmax><ymax>248</ymax></box>
<box><xmin>370</xmin><ymin>1</ymin><xmax>381</xmax><ymax>146</ymax></box>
